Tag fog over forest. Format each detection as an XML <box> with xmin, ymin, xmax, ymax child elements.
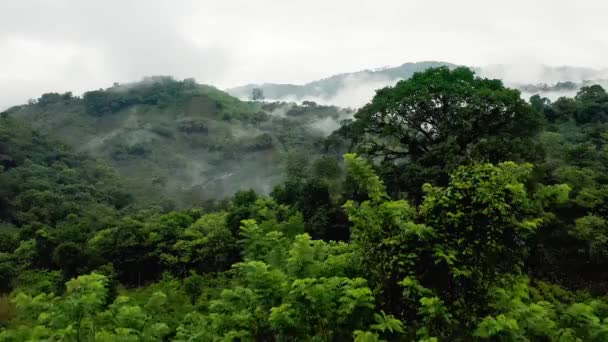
<box><xmin>2</xmin><ymin>1</ymin><xmax>608</xmax><ymax>341</ymax></box>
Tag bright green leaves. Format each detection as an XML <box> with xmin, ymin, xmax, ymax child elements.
<box><xmin>370</xmin><ymin>311</ymin><xmax>405</xmax><ymax>335</ymax></box>
<box><xmin>98</xmin><ymin>292</ymin><xmax>172</xmax><ymax>341</ymax></box>
<box><xmin>420</xmin><ymin>161</ymin><xmax>533</xmax><ymax>221</ymax></box>
<box><xmin>475</xmin><ymin>314</ymin><xmax>521</xmax><ymax>339</ymax></box>
<box><xmin>344</xmin><ymin>154</ymin><xmax>571</xmax><ymax>339</ymax></box>
<box><xmin>171</xmin><ymin>212</ymin><xmax>237</xmax><ymax>275</ymax></box>
<box><xmin>176</xmin><ymin>261</ymin><xmax>380</xmax><ymax>341</ymax></box>
<box><xmin>344</xmin><ymin>153</ymin><xmax>388</xmax><ymax>202</ymax></box>
<box><xmin>0</xmin><ymin>273</ymin><xmax>186</xmax><ymax>341</ymax></box>
<box><xmin>269</xmin><ymin>277</ymin><xmax>375</xmax><ymax>338</ymax></box>
<box><xmin>239</xmin><ymin>219</ymin><xmax>290</xmax><ymax>267</ymax></box>
<box><xmin>476</xmin><ymin>276</ymin><xmax>557</xmax><ymax>340</ymax></box>
<box><xmin>420</xmin><ymin>162</ymin><xmax>544</xmax><ymax>283</ymax></box>
<box><xmin>475</xmin><ymin>276</ymin><xmax>608</xmax><ymax>341</ymax></box>
<box><xmin>1</xmin><ymin>273</ymin><xmax>108</xmax><ymax>341</ymax></box>
<box><xmin>399</xmin><ymin>277</ymin><xmax>451</xmax><ymax>340</ymax></box>
<box><xmin>344</xmin><ymin>163</ymin><xmax>432</xmax><ymax>309</ymax></box>
<box><xmin>171</xmin><ymin>192</ymin><xmax>393</xmax><ymax>341</ymax></box>
<box><xmin>64</xmin><ymin>272</ymin><xmax>109</xmax><ymax>317</ymax></box>
<box><xmin>285</xmin><ymin>233</ymin><xmax>328</xmax><ymax>278</ymax></box>
<box><xmin>197</xmin><ymin>261</ymin><xmax>288</xmax><ymax>339</ymax></box>
<box><xmin>534</xmin><ymin>183</ymin><xmax>572</xmax><ymax>209</ymax></box>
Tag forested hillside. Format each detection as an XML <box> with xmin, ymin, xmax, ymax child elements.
<box><xmin>4</xmin><ymin>77</ymin><xmax>352</xmax><ymax>209</ymax></box>
<box><xmin>2</xmin><ymin>67</ymin><xmax>608</xmax><ymax>340</ymax></box>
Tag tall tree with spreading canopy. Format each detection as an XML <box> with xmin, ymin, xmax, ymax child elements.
<box><xmin>350</xmin><ymin>66</ymin><xmax>544</xmax><ymax>198</ymax></box>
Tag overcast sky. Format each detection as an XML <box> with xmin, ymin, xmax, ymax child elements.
<box><xmin>1</xmin><ymin>0</ymin><xmax>608</xmax><ymax>109</ymax></box>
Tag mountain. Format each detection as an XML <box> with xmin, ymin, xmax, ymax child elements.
<box><xmin>227</xmin><ymin>61</ymin><xmax>608</xmax><ymax>107</ymax></box>
<box><xmin>5</xmin><ymin>63</ymin><xmax>608</xmax><ymax>209</ymax></box>
<box><xmin>227</xmin><ymin>61</ymin><xmax>457</xmax><ymax>108</ymax></box>
<box><xmin>2</xmin><ymin>76</ymin><xmax>352</xmax><ymax>209</ymax></box>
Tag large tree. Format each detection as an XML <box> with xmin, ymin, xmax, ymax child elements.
<box><xmin>350</xmin><ymin>67</ymin><xmax>544</xmax><ymax>198</ymax></box>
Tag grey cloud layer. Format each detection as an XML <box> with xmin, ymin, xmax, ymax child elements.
<box><xmin>1</xmin><ymin>0</ymin><xmax>608</xmax><ymax>109</ymax></box>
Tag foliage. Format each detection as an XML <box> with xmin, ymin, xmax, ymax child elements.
<box><xmin>344</xmin><ymin>153</ymin><xmax>568</xmax><ymax>339</ymax></box>
<box><xmin>5</xmin><ymin>78</ymin><xmax>346</xmax><ymax>207</ymax></box>
<box><xmin>343</xmin><ymin>66</ymin><xmax>544</xmax><ymax>199</ymax></box>
<box><xmin>82</xmin><ymin>77</ymin><xmax>200</xmax><ymax>115</ymax></box>
<box><xmin>475</xmin><ymin>276</ymin><xmax>608</xmax><ymax>341</ymax></box>
<box><xmin>3</xmin><ymin>67</ymin><xmax>608</xmax><ymax>341</ymax></box>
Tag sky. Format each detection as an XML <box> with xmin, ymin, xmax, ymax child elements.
<box><xmin>1</xmin><ymin>0</ymin><xmax>608</xmax><ymax>109</ymax></box>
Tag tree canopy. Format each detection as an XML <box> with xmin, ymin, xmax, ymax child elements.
<box><xmin>345</xmin><ymin>67</ymin><xmax>544</xmax><ymax>198</ymax></box>
<box><xmin>3</xmin><ymin>67</ymin><xmax>608</xmax><ymax>341</ymax></box>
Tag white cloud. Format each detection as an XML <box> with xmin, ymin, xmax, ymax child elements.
<box><xmin>1</xmin><ymin>0</ymin><xmax>608</xmax><ymax>109</ymax></box>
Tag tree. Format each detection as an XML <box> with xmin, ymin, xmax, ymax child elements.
<box><xmin>171</xmin><ymin>212</ymin><xmax>238</xmax><ymax>276</ymax></box>
<box><xmin>574</xmin><ymin>85</ymin><xmax>608</xmax><ymax>124</ymax></box>
<box><xmin>52</xmin><ymin>242</ymin><xmax>85</xmax><ymax>279</ymax></box>
<box><xmin>351</xmin><ymin>67</ymin><xmax>544</xmax><ymax>198</ymax></box>
<box><xmin>530</xmin><ymin>94</ymin><xmax>557</xmax><ymax>122</ymax></box>
<box><xmin>343</xmin><ymin>154</ymin><xmax>569</xmax><ymax>338</ymax></box>
<box><xmin>475</xmin><ymin>276</ymin><xmax>608</xmax><ymax>341</ymax></box>
<box><xmin>251</xmin><ymin>88</ymin><xmax>265</xmax><ymax>101</ymax></box>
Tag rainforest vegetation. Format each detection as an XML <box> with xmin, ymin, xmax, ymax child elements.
<box><xmin>4</xmin><ymin>76</ymin><xmax>353</xmax><ymax>208</ymax></box>
<box><xmin>2</xmin><ymin>66</ymin><xmax>608</xmax><ymax>341</ymax></box>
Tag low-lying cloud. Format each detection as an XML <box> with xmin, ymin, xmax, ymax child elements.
<box><xmin>252</xmin><ymin>64</ymin><xmax>608</xmax><ymax>110</ymax></box>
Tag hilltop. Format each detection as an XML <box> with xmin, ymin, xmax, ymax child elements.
<box><xmin>3</xmin><ymin>76</ymin><xmax>352</xmax><ymax>209</ymax></box>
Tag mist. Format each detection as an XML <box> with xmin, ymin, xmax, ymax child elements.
<box><xmin>239</xmin><ymin>63</ymin><xmax>608</xmax><ymax>110</ymax></box>
<box><xmin>478</xmin><ymin>64</ymin><xmax>608</xmax><ymax>85</ymax></box>
<box><xmin>307</xmin><ymin>74</ymin><xmax>398</xmax><ymax>109</ymax></box>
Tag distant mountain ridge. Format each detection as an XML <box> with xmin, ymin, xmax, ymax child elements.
<box><xmin>227</xmin><ymin>61</ymin><xmax>608</xmax><ymax>107</ymax></box>
<box><xmin>227</xmin><ymin>61</ymin><xmax>457</xmax><ymax>107</ymax></box>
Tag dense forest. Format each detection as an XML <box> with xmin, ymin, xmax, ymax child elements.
<box><xmin>4</xmin><ymin>77</ymin><xmax>352</xmax><ymax>208</ymax></box>
<box><xmin>2</xmin><ymin>66</ymin><xmax>608</xmax><ymax>340</ymax></box>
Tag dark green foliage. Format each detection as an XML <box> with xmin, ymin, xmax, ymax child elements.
<box><xmin>528</xmin><ymin>95</ymin><xmax>608</xmax><ymax>290</ymax></box>
<box><xmin>36</xmin><ymin>92</ymin><xmax>74</xmax><ymax>106</ymax></box>
<box><xmin>0</xmin><ymin>116</ymin><xmax>130</xmax><ymax>227</ymax></box>
<box><xmin>4</xmin><ymin>67</ymin><xmax>608</xmax><ymax>340</ymax></box>
<box><xmin>83</xmin><ymin>77</ymin><xmax>199</xmax><ymax>115</ymax></box>
<box><xmin>574</xmin><ymin>85</ymin><xmax>608</xmax><ymax>124</ymax></box>
<box><xmin>271</xmin><ymin>154</ymin><xmax>350</xmax><ymax>241</ymax></box>
<box><xmin>7</xmin><ymin>78</ymin><xmax>347</xmax><ymax>207</ymax></box>
<box><xmin>538</xmin><ymin>85</ymin><xmax>608</xmax><ymax>125</ymax></box>
<box><xmin>52</xmin><ymin>242</ymin><xmax>85</xmax><ymax>278</ymax></box>
<box><xmin>347</xmin><ymin>66</ymin><xmax>544</xmax><ymax>199</ymax></box>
